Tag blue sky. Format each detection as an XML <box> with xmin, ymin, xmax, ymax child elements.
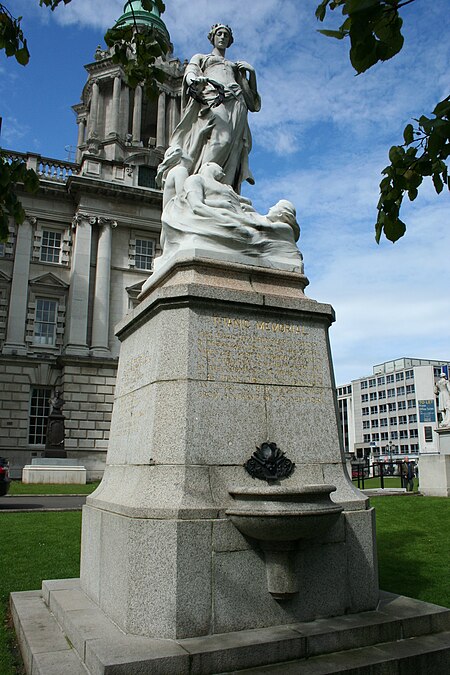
<box><xmin>1</xmin><ymin>0</ymin><xmax>449</xmax><ymax>384</ymax></box>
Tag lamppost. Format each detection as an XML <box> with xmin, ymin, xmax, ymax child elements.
<box><xmin>384</xmin><ymin>442</ymin><xmax>396</xmax><ymax>475</ymax></box>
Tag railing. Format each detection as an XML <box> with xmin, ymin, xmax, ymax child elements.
<box><xmin>351</xmin><ymin>460</ymin><xmax>417</xmax><ymax>491</ymax></box>
<box><xmin>1</xmin><ymin>150</ymin><xmax>80</xmax><ymax>183</ymax></box>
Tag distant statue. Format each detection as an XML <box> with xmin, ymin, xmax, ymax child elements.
<box><xmin>46</xmin><ymin>390</ymin><xmax>66</xmax><ymax>457</ymax></box>
<box><xmin>168</xmin><ymin>23</ymin><xmax>260</xmax><ymax>194</ymax></box>
<box><xmin>435</xmin><ymin>372</ymin><xmax>450</xmax><ymax>427</ymax></box>
<box><xmin>49</xmin><ymin>390</ymin><xmax>65</xmax><ymax>416</ymax></box>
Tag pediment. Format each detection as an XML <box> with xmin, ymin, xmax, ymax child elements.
<box><xmin>29</xmin><ymin>273</ymin><xmax>69</xmax><ymax>289</ymax></box>
<box><xmin>125</xmin><ymin>279</ymin><xmax>145</xmax><ymax>296</ymax></box>
<box><xmin>0</xmin><ymin>270</ymin><xmax>12</xmax><ymax>283</ymax></box>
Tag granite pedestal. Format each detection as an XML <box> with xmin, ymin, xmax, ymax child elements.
<box><xmin>78</xmin><ymin>258</ymin><xmax>378</xmax><ymax>640</ymax></box>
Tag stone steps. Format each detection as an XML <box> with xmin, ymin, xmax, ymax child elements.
<box><xmin>229</xmin><ymin>631</ymin><xmax>450</xmax><ymax>674</ymax></box>
<box><xmin>11</xmin><ymin>581</ymin><xmax>450</xmax><ymax>675</ymax></box>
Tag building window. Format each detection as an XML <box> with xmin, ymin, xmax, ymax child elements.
<box><xmin>388</xmin><ymin>402</ymin><xmax>396</xmax><ymax>412</ymax></box>
<box><xmin>397</xmin><ymin>400</ymin><xmax>406</xmax><ymax>410</ymax></box>
<box><xmin>405</xmin><ymin>370</ymin><xmax>414</xmax><ymax>379</ymax></box>
<box><xmin>387</xmin><ymin>374</ymin><xmax>394</xmax><ymax>384</ymax></box>
<box><xmin>398</xmin><ymin>415</ymin><xmax>407</xmax><ymax>425</ymax></box>
<box><xmin>381</xmin><ymin>432</ymin><xmax>388</xmax><ymax>441</ymax></box>
<box><xmin>424</xmin><ymin>426</ymin><xmax>433</xmax><ymax>442</ymax></box>
<box><xmin>29</xmin><ymin>387</ymin><xmax>51</xmax><ymax>445</ymax></box>
<box><xmin>409</xmin><ymin>414</ymin><xmax>417</xmax><ymax>423</ymax></box>
<box><xmin>40</xmin><ymin>230</ymin><xmax>62</xmax><ymax>263</ymax></box>
<box><xmin>361</xmin><ymin>381</ymin><xmax>368</xmax><ymax>389</ymax></box>
<box><xmin>410</xmin><ymin>443</ymin><xmax>419</xmax><ymax>452</ymax></box>
<box><xmin>370</xmin><ymin>392</ymin><xmax>377</xmax><ymax>401</ymax></box>
<box><xmin>378</xmin><ymin>390</ymin><xmax>386</xmax><ymax>399</ymax></box>
<box><xmin>379</xmin><ymin>404</ymin><xmax>387</xmax><ymax>413</ymax></box>
<box><xmin>369</xmin><ymin>378</ymin><xmax>376</xmax><ymax>387</ymax></box>
<box><xmin>397</xmin><ymin>386</ymin><xmax>405</xmax><ymax>396</ymax></box>
<box><xmin>406</xmin><ymin>384</ymin><xmax>415</xmax><ymax>394</ymax></box>
<box><xmin>387</xmin><ymin>388</ymin><xmax>395</xmax><ymax>398</ymax></box>
<box><xmin>137</xmin><ymin>165</ymin><xmax>157</xmax><ymax>189</ymax></box>
<box><xmin>407</xmin><ymin>399</ymin><xmax>416</xmax><ymax>409</ymax></box>
<box><xmin>362</xmin><ymin>407</ymin><xmax>369</xmax><ymax>416</ymax></box>
<box><xmin>396</xmin><ymin>372</ymin><xmax>404</xmax><ymax>382</ymax></box>
<box><xmin>361</xmin><ymin>394</ymin><xmax>368</xmax><ymax>402</ymax></box>
<box><xmin>33</xmin><ymin>298</ymin><xmax>57</xmax><ymax>345</ymax></box>
<box><xmin>399</xmin><ymin>430</ymin><xmax>408</xmax><ymax>439</ymax></box>
<box><xmin>410</xmin><ymin>429</ymin><xmax>418</xmax><ymax>439</ymax></box>
<box><xmin>363</xmin><ymin>420</ymin><xmax>370</xmax><ymax>429</ymax></box>
<box><xmin>389</xmin><ymin>417</ymin><xmax>397</xmax><ymax>426</ymax></box>
<box><xmin>370</xmin><ymin>405</ymin><xmax>378</xmax><ymax>414</ymax></box>
<box><xmin>377</xmin><ymin>376</ymin><xmax>385</xmax><ymax>385</ymax></box>
<box><xmin>400</xmin><ymin>444</ymin><xmax>409</xmax><ymax>453</ymax></box>
<box><xmin>135</xmin><ymin>238</ymin><xmax>154</xmax><ymax>270</ymax></box>
<box><xmin>372</xmin><ymin>433</ymin><xmax>380</xmax><ymax>441</ymax></box>
<box><xmin>363</xmin><ymin>434</ymin><xmax>370</xmax><ymax>443</ymax></box>
<box><xmin>380</xmin><ymin>418</ymin><xmax>388</xmax><ymax>427</ymax></box>
<box><xmin>371</xmin><ymin>419</ymin><xmax>379</xmax><ymax>428</ymax></box>
<box><xmin>391</xmin><ymin>431</ymin><xmax>398</xmax><ymax>440</ymax></box>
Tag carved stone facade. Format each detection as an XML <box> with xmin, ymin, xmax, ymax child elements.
<box><xmin>0</xmin><ymin>5</ymin><xmax>183</xmax><ymax>478</ymax></box>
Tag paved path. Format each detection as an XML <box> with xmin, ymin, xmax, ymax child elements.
<box><xmin>0</xmin><ymin>494</ymin><xmax>87</xmax><ymax>511</ymax></box>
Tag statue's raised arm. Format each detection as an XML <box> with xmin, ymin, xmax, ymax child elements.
<box><xmin>169</xmin><ymin>23</ymin><xmax>260</xmax><ymax>194</ymax></box>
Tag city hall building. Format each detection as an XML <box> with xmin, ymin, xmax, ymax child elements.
<box><xmin>0</xmin><ymin>2</ymin><xmax>182</xmax><ymax>477</ymax></box>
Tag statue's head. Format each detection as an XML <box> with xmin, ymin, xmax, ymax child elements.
<box><xmin>156</xmin><ymin>145</ymin><xmax>192</xmax><ymax>187</ymax></box>
<box><xmin>208</xmin><ymin>23</ymin><xmax>234</xmax><ymax>47</ymax></box>
<box><xmin>267</xmin><ymin>200</ymin><xmax>300</xmax><ymax>240</ymax></box>
<box><xmin>199</xmin><ymin>162</ymin><xmax>225</xmax><ymax>182</ymax></box>
<box><xmin>441</xmin><ymin>372</ymin><xmax>448</xmax><ymax>379</ymax></box>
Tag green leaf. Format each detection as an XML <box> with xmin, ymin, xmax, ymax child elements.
<box><xmin>317</xmin><ymin>28</ymin><xmax>346</xmax><ymax>39</ymax></box>
<box><xmin>403</xmin><ymin>124</ymin><xmax>414</xmax><ymax>145</ymax></box>
<box><xmin>15</xmin><ymin>45</ymin><xmax>29</xmax><ymax>65</ymax></box>
<box><xmin>432</xmin><ymin>173</ymin><xmax>444</xmax><ymax>194</ymax></box>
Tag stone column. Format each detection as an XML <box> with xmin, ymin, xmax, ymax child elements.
<box><xmin>90</xmin><ymin>219</ymin><xmax>116</xmax><ymax>357</ymax></box>
<box><xmin>88</xmin><ymin>80</ymin><xmax>100</xmax><ymax>138</ymax></box>
<box><xmin>156</xmin><ymin>90</ymin><xmax>166</xmax><ymax>148</ymax></box>
<box><xmin>132</xmin><ymin>85</ymin><xmax>142</xmax><ymax>145</ymax></box>
<box><xmin>168</xmin><ymin>96</ymin><xmax>179</xmax><ymax>138</ymax></box>
<box><xmin>64</xmin><ymin>213</ymin><xmax>93</xmax><ymax>356</ymax></box>
<box><xmin>76</xmin><ymin>117</ymin><xmax>87</xmax><ymax>163</ymax></box>
<box><xmin>2</xmin><ymin>217</ymin><xmax>35</xmax><ymax>355</ymax></box>
<box><xmin>121</xmin><ymin>86</ymin><xmax>130</xmax><ymax>140</ymax></box>
<box><xmin>109</xmin><ymin>76</ymin><xmax>121</xmax><ymax>137</ymax></box>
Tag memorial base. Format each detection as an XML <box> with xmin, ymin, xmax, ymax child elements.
<box><xmin>22</xmin><ymin>458</ymin><xmax>86</xmax><ymax>484</ymax></box>
<box><xmin>418</xmin><ymin>454</ymin><xmax>450</xmax><ymax>497</ymax></box>
<box><xmin>11</xmin><ymin>582</ymin><xmax>450</xmax><ymax>675</ymax></box>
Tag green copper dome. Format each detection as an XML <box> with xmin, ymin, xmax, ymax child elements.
<box><xmin>115</xmin><ymin>1</ymin><xmax>170</xmax><ymax>43</ymax></box>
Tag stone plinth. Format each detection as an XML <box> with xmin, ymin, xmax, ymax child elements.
<box><xmin>80</xmin><ymin>258</ymin><xmax>378</xmax><ymax>640</ymax></box>
<box><xmin>418</xmin><ymin>454</ymin><xmax>450</xmax><ymax>497</ymax></box>
<box><xmin>22</xmin><ymin>461</ymin><xmax>87</xmax><ymax>484</ymax></box>
<box><xmin>435</xmin><ymin>427</ymin><xmax>450</xmax><ymax>454</ymax></box>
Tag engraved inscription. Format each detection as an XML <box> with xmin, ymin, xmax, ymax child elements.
<box><xmin>198</xmin><ymin>315</ymin><xmax>323</xmax><ymax>387</ymax></box>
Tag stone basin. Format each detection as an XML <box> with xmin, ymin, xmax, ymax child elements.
<box><xmin>226</xmin><ymin>485</ymin><xmax>343</xmax><ymax>599</ymax></box>
<box><xmin>226</xmin><ymin>484</ymin><xmax>343</xmax><ymax>543</ymax></box>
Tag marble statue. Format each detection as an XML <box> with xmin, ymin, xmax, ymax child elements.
<box><xmin>146</xmin><ymin>162</ymin><xmax>303</xmax><ymax>285</ymax></box>
<box><xmin>435</xmin><ymin>372</ymin><xmax>450</xmax><ymax>427</ymax></box>
<box><xmin>169</xmin><ymin>23</ymin><xmax>260</xmax><ymax>194</ymax></box>
<box><xmin>144</xmin><ymin>24</ymin><xmax>304</xmax><ymax>289</ymax></box>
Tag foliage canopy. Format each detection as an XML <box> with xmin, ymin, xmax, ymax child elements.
<box><xmin>316</xmin><ymin>0</ymin><xmax>450</xmax><ymax>243</ymax></box>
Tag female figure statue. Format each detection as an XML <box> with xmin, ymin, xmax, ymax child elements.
<box><xmin>435</xmin><ymin>372</ymin><xmax>450</xmax><ymax>427</ymax></box>
<box><xmin>169</xmin><ymin>23</ymin><xmax>260</xmax><ymax>194</ymax></box>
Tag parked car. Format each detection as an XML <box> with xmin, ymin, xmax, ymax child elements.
<box><xmin>0</xmin><ymin>457</ymin><xmax>10</xmax><ymax>496</ymax></box>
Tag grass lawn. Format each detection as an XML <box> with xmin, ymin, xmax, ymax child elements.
<box><xmin>0</xmin><ymin>496</ymin><xmax>449</xmax><ymax>672</ymax></box>
<box><xmin>371</xmin><ymin>495</ymin><xmax>450</xmax><ymax>608</ymax></box>
<box><xmin>0</xmin><ymin>512</ymin><xmax>81</xmax><ymax>674</ymax></box>
<box><xmin>8</xmin><ymin>481</ymin><xmax>100</xmax><ymax>496</ymax></box>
